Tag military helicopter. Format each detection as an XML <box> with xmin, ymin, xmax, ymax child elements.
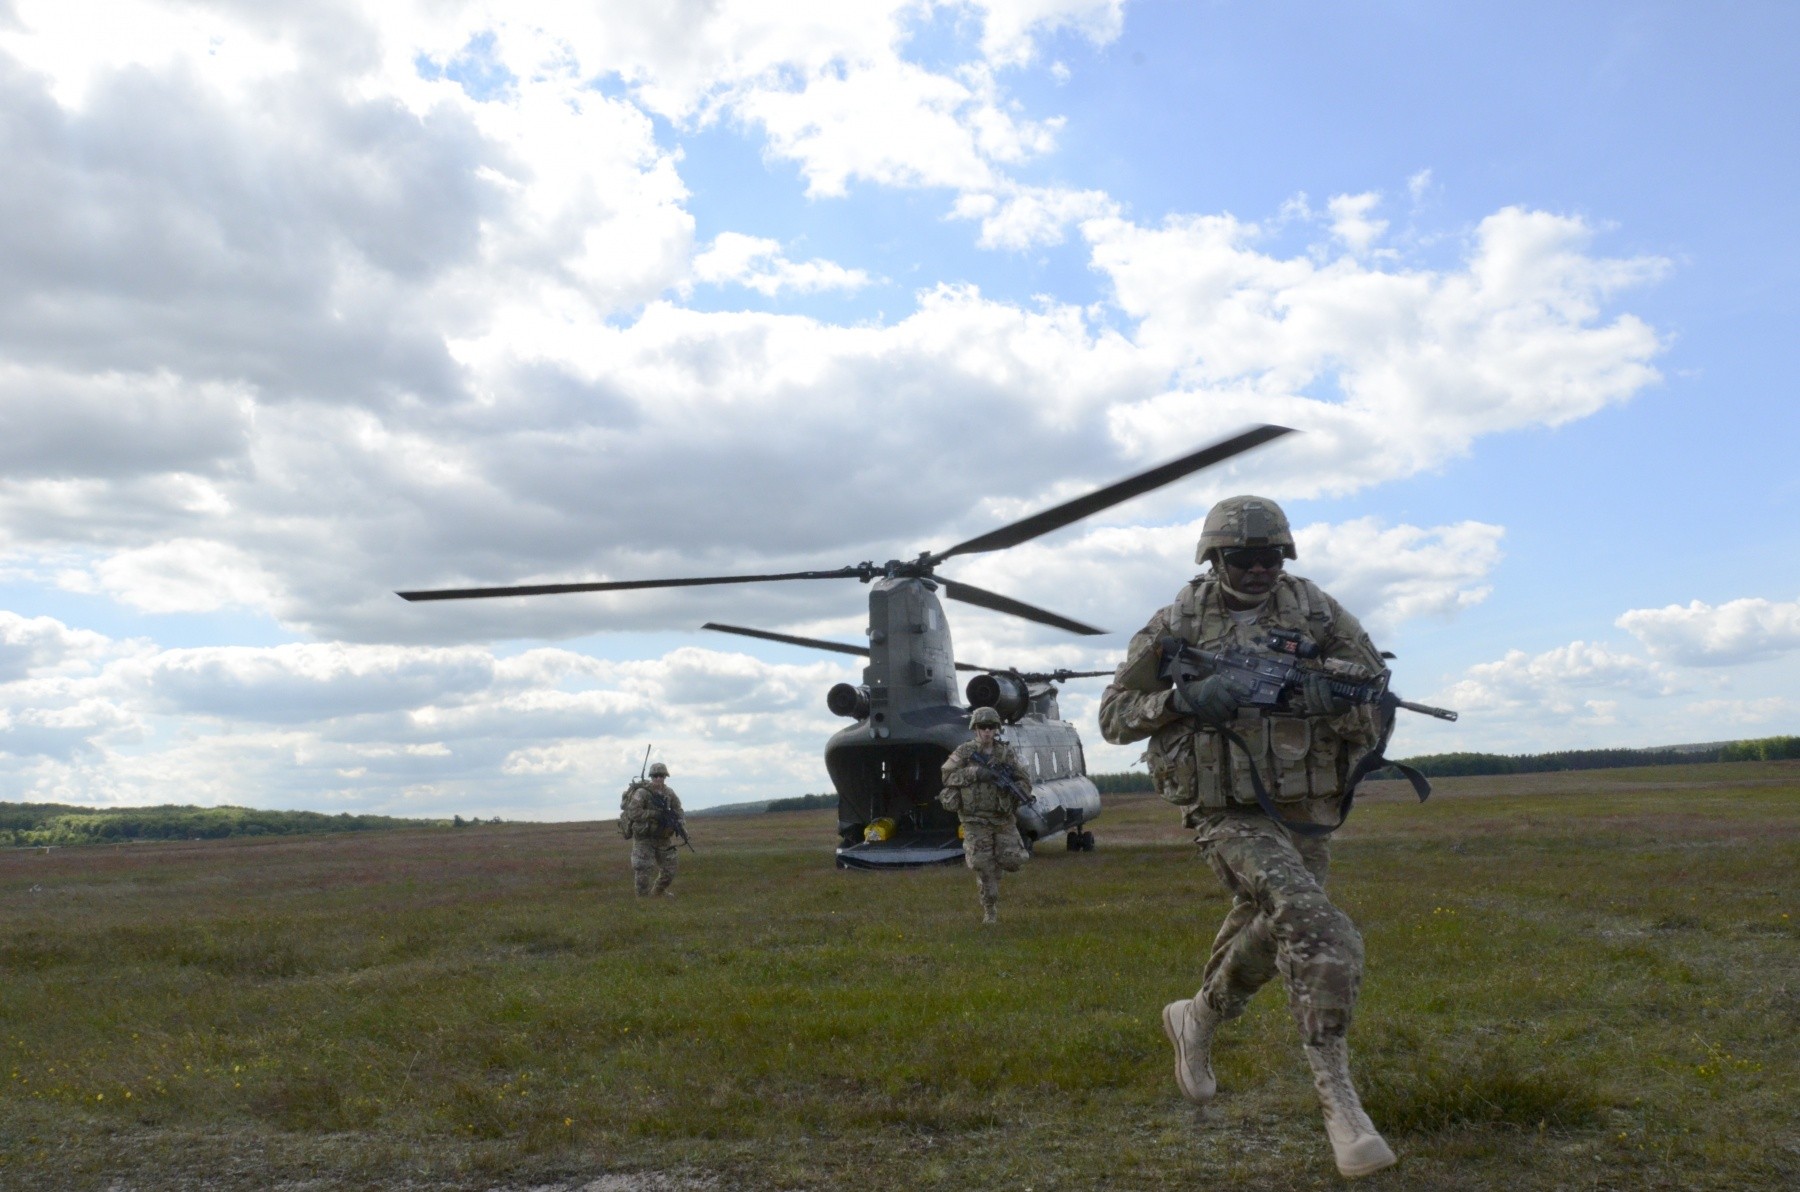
<box><xmin>397</xmin><ymin>424</ymin><xmax>1296</xmax><ymax>868</ymax></box>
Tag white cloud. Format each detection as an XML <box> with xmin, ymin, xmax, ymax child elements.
<box><xmin>62</xmin><ymin>539</ymin><xmax>283</xmax><ymax>616</ymax></box>
<box><xmin>1616</xmin><ymin>595</ymin><xmax>1800</xmax><ymax>666</ymax></box>
<box><xmin>971</xmin><ymin>0</ymin><xmax>1126</xmax><ymax>67</ymax></box>
<box><xmin>1440</xmin><ymin>641</ymin><xmax>1678</xmax><ymax>714</ymax></box>
<box><xmin>691</xmin><ymin>232</ymin><xmax>873</xmax><ymax>296</ymax></box>
<box><xmin>1395</xmin><ymin>594</ymin><xmax>1800</xmax><ymax>759</ymax></box>
<box><xmin>0</xmin><ymin>366</ymin><xmax>253</xmax><ymax>480</ymax></box>
<box><xmin>1326</xmin><ymin>191</ymin><xmax>1387</xmax><ymax>253</ymax></box>
<box><xmin>0</xmin><ymin>611</ymin><xmax>118</xmax><ymax>682</ymax></box>
<box><xmin>1090</xmin><ymin>207</ymin><xmax>1666</xmax><ymax>504</ymax></box>
<box><xmin>952</xmin><ymin>183</ymin><xmax>1119</xmax><ymax>249</ymax></box>
<box><xmin>733</xmin><ymin>57</ymin><xmax>1049</xmax><ymax>196</ymax></box>
<box><xmin>1293</xmin><ymin>518</ymin><xmax>1503</xmax><ymax>637</ymax></box>
<box><xmin>0</xmin><ymin>616</ymin><xmax>856</xmax><ymax>814</ymax></box>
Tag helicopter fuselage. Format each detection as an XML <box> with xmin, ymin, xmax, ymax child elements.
<box><xmin>825</xmin><ymin>577</ymin><xmax>1101</xmax><ymax>868</ymax></box>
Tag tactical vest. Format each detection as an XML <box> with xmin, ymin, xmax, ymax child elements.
<box><xmin>620</xmin><ymin>783</ymin><xmax>679</xmax><ymax>841</ymax></box>
<box><xmin>1145</xmin><ymin>573</ymin><xmax>1384</xmax><ymax>821</ymax></box>
<box><xmin>941</xmin><ymin>742</ymin><xmax>1024</xmax><ymax>820</ymax></box>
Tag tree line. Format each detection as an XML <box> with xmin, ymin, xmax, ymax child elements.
<box><xmin>1084</xmin><ymin>734</ymin><xmax>1800</xmax><ymax>789</ymax></box>
<box><xmin>0</xmin><ymin>803</ymin><xmax>447</xmax><ymax>847</ymax></box>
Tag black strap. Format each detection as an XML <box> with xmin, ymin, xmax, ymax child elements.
<box><xmin>1174</xmin><ymin>673</ymin><xmax>1430</xmax><ymax>837</ymax></box>
<box><xmin>1213</xmin><ymin>721</ymin><xmax>1341</xmax><ymax>837</ymax></box>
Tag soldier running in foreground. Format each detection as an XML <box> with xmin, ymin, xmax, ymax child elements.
<box><xmin>939</xmin><ymin>706</ymin><xmax>1034</xmax><ymax>925</ymax></box>
<box><xmin>618</xmin><ymin>761</ymin><xmax>686</xmax><ymax>897</ymax></box>
<box><xmin>1098</xmin><ymin>495</ymin><xmax>1399</xmax><ymax>1178</ymax></box>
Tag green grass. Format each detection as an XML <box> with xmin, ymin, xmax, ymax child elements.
<box><xmin>2</xmin><ymin>763</ymin><xmax>1796</xmax><ymax>1189</ymax></box>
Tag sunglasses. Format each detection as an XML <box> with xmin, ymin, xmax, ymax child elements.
<box><xmin>1221</xmin><ymin>547</ymin><xmax>1286</xmax><ymax>570</ymax></box>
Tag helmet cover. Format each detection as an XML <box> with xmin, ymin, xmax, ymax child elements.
<box><xmin>1195</xmin><ymin>495</ymin><xmax>1297</xmax><ymax>564</ymax></box>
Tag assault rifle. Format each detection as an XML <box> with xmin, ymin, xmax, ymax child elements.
<box><xmin>648</xmin><ymin>789</ymin><xmax>694</xmax><ymax>852</ymax></box>
<box><xmin>1155</xmin><ymin>630</ymin><xmax>1455</xmax><ymax>836</ymax></box>
<box><xmin>1158</xmin><ymin>630</ymin><xmax>1458</xmax><ymax>724</ymax></box>
<box><xmin>624</xmin><ymin>744</ymin><xmax>694</xmax><ymax>851</ymax></box>
<box><xmin>968</xmin><ymin>750</ymin><xmax>1033</xmax><ymax>807</ymax></box>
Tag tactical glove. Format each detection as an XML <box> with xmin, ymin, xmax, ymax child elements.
<box><xmin>1300</xmin><ymin>671</ymin><xmax>1353</xmax><ymax>718</ymax></box>
<box><xmin>1173</xmin><ymin>673</ymin><xmax>1243</xmax><ymax>724</ymax></box>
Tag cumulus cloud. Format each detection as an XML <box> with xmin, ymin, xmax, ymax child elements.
<box><xmin>0</xmin><ymin>613</ymin><xmax>856</xmax><ymax>814</ymax></box>
<box><xmin>973</xmin><ymin>0</ymin><xmax>1126</xmax><ymax>67</ymax></box>
<box><xmin>0</xmin><ymin>3</ymin><xmax>1668</xmax><ymax>659</ymax></box>
<box><xmin>1093</xmin><ymin>206</ymin><xmax>1667</xmax><ymax>494</ymax></box>
<box><xmin>691</xmin><ymin>233</ymin><xmax>873</xmax><ymax>296</ymax></box>
<box><xmin>951</xmin><ymin>183</ymin><xmax>1119</xmax><ymax>249</ymax></box>
<box><xmin>1440</xmin><ymin>641</ymin><xmax>1679</xmax><ymax>714</ymax></box>
<box><xmin>1326</xmin><ymin>192</ymin><xmax>1387</xmax><ymax>253</ymax></box>
<box><xmin>61</xmin><ymin>539</ymin><xmax>283</xmax><ymax>616</ymax></box>
<box><xmin>1616</xmin><ymin>595</ymin><xmax>1800</xmax><ymax>666</ymax></box>
<box><xmin>1399</xmin><ymin>592</ymin><xmax>1800</xmax><ymax>758</ymax></box>
<box><xmin>0</xmin><ymin>611</ymin><xmax>119</xmax><ymax>682</ymax></box>
<box><xmin>1293</xmin><ymin>518</ymin><xmax>1503</xmax><ymax>637</ymax></box>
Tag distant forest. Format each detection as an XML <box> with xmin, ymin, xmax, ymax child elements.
<box><xmin>0</xmin><ymin>803</ymin><xmax>450</xmax><ymax>847</ymax></box>
<box><xmin>11</xmin><ymin>736</ymin><xmax>1793</xmax><ymax>844</ymax></box>
<box><xmin>764</xmin><ymin>793</ymin><xmax>838</xmax><ymax>813</ymax></box>
<box><xmin>1090</xmin><ymin>734</ymin><xmax>1800</xmax><ymax>791</ymax></box>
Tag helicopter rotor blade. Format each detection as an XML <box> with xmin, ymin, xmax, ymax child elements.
<box><xmin>397</xmin><ymin>567</ymin><xmax>869</xmax><ymax>602</ymax></box>
<box><xmin>701</xmin><ymin>622</ymin><xmax>869</xmax><ymax>659</ymax></box>
<box><xmin>940</xmin><ymin>578</ymin><xmax>1105</xmax><ymax>636</ymax></box>
<box><xmin>703</xmin><ymin>622</ymin><xmax>992</xmax><ymax>672</ymax></box>
<box><xmin>927</xmin><ymin>423</ymin><xmax>1296</xmax><ymax>564</ymax></box>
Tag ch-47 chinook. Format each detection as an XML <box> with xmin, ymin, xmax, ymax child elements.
<box><xmin>397</xmin><ymin>424</ymin><xmax>1297</xmax><ymax>868</ymax></box>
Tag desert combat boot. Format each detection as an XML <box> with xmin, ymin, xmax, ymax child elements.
<box><xmin>1161</xmin><ymin>998</ymin><xmax>1220</xmax><ymax>1103</ymax></box>
<box><xmin>1304</xmin><ymin>1036</ymin><xmax>1397</xmax><ymax>1178</ymax></box>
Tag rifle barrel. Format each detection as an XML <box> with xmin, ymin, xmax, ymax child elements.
<box><xmin>1395</xmin><ymin>699</ymin><xmax>1458</xmax><ymax>722</ymax></box>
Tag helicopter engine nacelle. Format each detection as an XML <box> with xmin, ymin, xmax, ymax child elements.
<box><xmin>827</xmin><ymin>683</ymin><xmax>871</xmax><ymax>720</ymax></box>
<box><xmin>965</xmin><ymin>673</ymin><xmax>1029</xmax><ymax>723</ymax></box>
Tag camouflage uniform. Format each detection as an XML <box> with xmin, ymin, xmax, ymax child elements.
<box><xmin>939</xmin><ymin>733</ymin><xmax>1032</xmax><ymax>923</ymax></box>
<box><xmin>619</xmin><ymin>779</ymin><xmax>684</xmax><ymax>897</ymax></box>
<box><xmin>1099</xmin><ymin>494</ymin><xmax>1398</xmax><ymax>1177</ymax></box>
<box><xmin>1099</xmin><ymin>568</ymin><xmax>1385</xmax><ymax>1038</ymax></box>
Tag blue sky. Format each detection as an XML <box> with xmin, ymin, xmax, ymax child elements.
<box><xmin>1</xmin><ymin>0</ymin><xmax>1794</xmax><ymax>817</ymax></box>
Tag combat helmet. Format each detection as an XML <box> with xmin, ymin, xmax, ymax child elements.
<box><xmin>648</xmin><ymin>762</ymin><xmax>670</xmax><ymax>777</ymax></box>
<box><xmin>1195</xmin><ymin>495</ymin><xmax>1297</xmax><ymax>565</ymax></box>
<box><xmin>968</xmin><ymin>706</ymin><xmax>1003</xmax><ymax>729</ymax></box>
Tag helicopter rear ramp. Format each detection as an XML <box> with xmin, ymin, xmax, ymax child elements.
<box><xmin>834</xmin><ymin>835</ymin><xmax>965</xmax><ymax>869</ymax></box>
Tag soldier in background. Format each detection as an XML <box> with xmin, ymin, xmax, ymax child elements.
<box><xmin>619</xmin><ymin>761</ymin><xmax>685</xmax><ymax>897</ymax></box>
<box><xmin>1097</xmin><ymin>495</ymin><xmax>1398</xmax><ymax>1179</ymax></box>
<box><xmin>940</xmin><ymin>706</ymin><xmax>1033</xmax><ymax>925</ymax></box>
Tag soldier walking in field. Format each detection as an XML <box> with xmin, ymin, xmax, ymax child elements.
<box><xmin>940</xmin><ymin>706</ymin><xmax>1033</xmax><ymax>925</ymax></box>
<box><xmin>1098</xmin><ymin>495</ymin><xmax>1399</xmax><ymax>1178</ymax></box>
<box><xmin>618</xmin><ymin>761</ymin><xmax>686</xmax><ymax>897</ymax></box>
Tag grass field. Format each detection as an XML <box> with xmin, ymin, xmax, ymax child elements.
<box><xmin>2</xmin><ymin>762</ymin><xmax>1796</xmax><ymax>1190</ymax></box>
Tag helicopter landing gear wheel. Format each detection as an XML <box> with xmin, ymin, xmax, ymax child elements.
<box><xmin>1065</xmin><ymin>830</ymin><xmax>1083</xmax><ymax>851</ymax></box>
<box><xmin>1079</xmin><ymin>830</ymin><xmax>1096</xmax><ymax>851</ymax></box>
